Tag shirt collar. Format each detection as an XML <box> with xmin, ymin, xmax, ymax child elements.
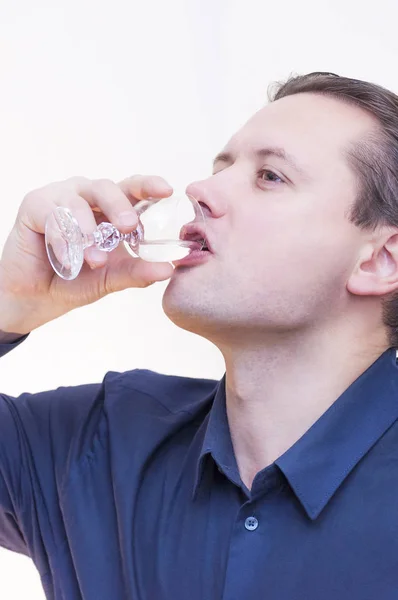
<box><xmin>192</xmin><ymin>374</ymin><xmax>242</xmax><ymax>499</ymax></box>
<box><xmin>277</xmin><ymin>347</ymin><xmax>398</xmax><ymax>519</ymax></box>
<box><xmin>192</xmin><ymin>348</ymin><xmax>398</xmax><ymax>520</ymax></box>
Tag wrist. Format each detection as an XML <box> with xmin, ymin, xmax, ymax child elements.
<box><xmin>0</xmin><ymin>291</ymin><xmax>34</xmax><ymax>336</ymax></box>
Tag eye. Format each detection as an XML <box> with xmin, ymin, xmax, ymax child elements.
<box><xmin>258</xmin><ymin>169</ymin><xmax>284</xmax><ymax>184</ymax></box>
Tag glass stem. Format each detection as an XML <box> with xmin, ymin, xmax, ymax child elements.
<box><xmin>82</xmin><ymin>232</ymin><xmax>100</xmax><ymax>250</ymax></box>
<box><xmin>82</xmin><ymin>223</ymin><xmax>142</xmax><ymax>252</ymax></box>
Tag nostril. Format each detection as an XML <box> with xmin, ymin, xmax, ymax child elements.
<box><xmin>198</xmin><ymin>201</ymin><xmax>211</xmax><ymax>217</ymax></box>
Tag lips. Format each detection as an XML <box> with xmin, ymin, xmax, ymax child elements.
<box><xmin>180</xmin><ymin>222</ymin><xmax>213</xmax><ymax>253</ymax></box>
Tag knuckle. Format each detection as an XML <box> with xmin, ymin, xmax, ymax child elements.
<box><xmin>120</xmin><ymin>174</ymin><xmax>149</xmax><ymax>188</ymax></box>
<box><xmin>21</xmin><ymin>176</ymin><xmax>91</xmax><ymax>207</ymax></box>
<box><xmin>124</xmin><ymin>174</ymin><xmax>143</xmax><ymax>183</ymax></box>
<box><xmin>22</xmin><ymin>184</ymin><xmax>50</xmax><ymax>204</ymax></box>
<box><xmin>65</xmin><ymin>175</ymin><xmax>90</xmax><ymax>187</ymax></box>
<box><xmin>67</xmin><ymin>195</ymin><xmax>87</xmax><ymax>211</ymax></box>
<box><xmin>92</xmin><ymin>177</ymin><xmax>115</xmax><ymax>189</ymax></box>
<box><xmin>19</xmin><ymin>187</ymin><xmax>48</xmax><ymax>216</ymax></box>
<box><xmin>135</xmin><ymin>276</ymin><xmax>152</xmax><ymax>288</ymax></box>
<box><xmin>143</xmin><ymin>175</ymin><xmax>160</xmax><ymax>188</ymax></box>
<box><xmin>100</xmin><ymin>263</ymin><xmax>123</xmax><ymax>296</ymax></box>
<box><xmin>117</xmin><ymin>174</ymin><xmax>143</xmax><ymax>193</ymax></box>
<box><xmin>148</xmin><ymin>174</ymin><xmax>164</xmax><ymax>184</ymax></box>
<box><xmin>21</xmin><ymin>189</ymin><xmax>38</xmax><ymax>205</ymax></box>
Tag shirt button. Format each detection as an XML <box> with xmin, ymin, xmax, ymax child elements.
<box><xmin>244</xmin><ymin>516</ymin><xmax>259</xmax><ymax>531</ymax></box>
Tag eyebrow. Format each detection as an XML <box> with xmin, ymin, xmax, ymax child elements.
<box><xmin>212</xmin><ymin>147</ymin><xmax>308</xmax><ymax>178</ymax></box>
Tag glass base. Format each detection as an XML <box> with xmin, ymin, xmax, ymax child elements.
<box><xmin>45</xmin><ymin>207</ymin><xmax>84</xmax><ymax>280</ymax></box>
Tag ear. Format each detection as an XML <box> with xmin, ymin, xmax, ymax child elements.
<box><xmin>347</xmin><ymin>232</ymin><xmax>398</xmax><ymax>297</ymax></box>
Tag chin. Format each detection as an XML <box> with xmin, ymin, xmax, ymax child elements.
<box><xmin>162</xmin><ymin>294</ymin><xmax>197</xmax><ymax>332</ymax></box>
<box><xmin>162</xmin><ymin>290</ymin><xmax>213</xmax><ymax>337</ymax></box>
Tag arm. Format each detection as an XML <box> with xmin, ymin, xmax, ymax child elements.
<box><xmin>0</xmin><ymin>173</ymin><xmax>174</xmax><ymax>564</ymax></box>
<box><xmin>0</xmin><ymin>336</ymin><xmax>103</xmax><ymax>570</ymax></box>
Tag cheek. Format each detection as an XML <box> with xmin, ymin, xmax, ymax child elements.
<box><xmin>226</xmin><ymin>186</ymin><xmax>358</xmax><ymax>291</ymax></box>
<box><xmin>228</xmin><ymin>212</ymin><xmax>354</xmax><ymax>301</ymax></box>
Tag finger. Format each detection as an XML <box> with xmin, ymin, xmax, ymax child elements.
<box><xmin>117</xmin><ymin>175</ymin><xmax>173</xmax><ymax>203</ymax></box>
<box><xmin>47</xmin><ymin>192</ymin><xmax>107</xmax><ymax>269</ymax></box>
<box><xmin>99</xmin><ymin>251</ymin><xmax>175</xmax><ymax>294</ymax></box>
<box><xmin>21</xmin><ymin>187</ymin><xmax>107</xmax><ymax>269</ymax></box>
<box><xmin>66</xmin><ymin>195</ymin><xmax>108</xmax><ymax>268</ymax></box>
<box><xmin>75</xmin><ymin>178</ymin><xmax>140</xmax><ymax>234</ymax></box>
<box><xmin>21</xmin><ymin>184</ymin><xmax>98</xmax><ymax>237</ymax></box>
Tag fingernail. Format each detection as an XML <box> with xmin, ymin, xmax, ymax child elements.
<box><xmin>86</xmin><ymin>247</ymin><xmax>106</xmax><ymax>267</ymax></box>
<box><xmin>119</xmin><ymin>211</ymin><xmax>138</xmax><ymax>228</ymax></box>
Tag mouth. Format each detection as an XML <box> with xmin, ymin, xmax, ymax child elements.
<box><xmin>179</xmin><ymin>222</ymin><xmax>213</xmax><ymax>253</ymax></box>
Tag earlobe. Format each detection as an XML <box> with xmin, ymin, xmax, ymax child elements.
<box><xmin>347</xmin><ymin>271</ymin><xmax>380</xmax><ymax>296</ymax></box>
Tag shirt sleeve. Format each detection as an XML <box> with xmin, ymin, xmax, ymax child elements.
<box><xmin>0</xmin><ymin>333</ymin><xmax>30</xmax><ymax>357</ymax></box>
<box><xmin>0</xmin><ymin>335</ymin><xmax>104</xmax><ymax>576</ymax></box>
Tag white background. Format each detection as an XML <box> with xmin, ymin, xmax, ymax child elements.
<box><xmin>1</xmin><ymin>0</ymin><xmax>397</xmax><ymax>597</ymax></box>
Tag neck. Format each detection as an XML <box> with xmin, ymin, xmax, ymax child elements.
<box><xmin>219</xmin><ymin>325</ymin><xmax>389</xmax><ymax>490</ymax></box>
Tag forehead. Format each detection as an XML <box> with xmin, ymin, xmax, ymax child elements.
<box><xmin>226</xmin><ymin>93</ymin><xmax>377</xmax><ymax>165</ymax></box>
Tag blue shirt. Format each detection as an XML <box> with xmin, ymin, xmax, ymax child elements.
<box><xmin>2</xmin><ymin>338</ymin><xmax>398</xmax><ymax>599</ymax></box>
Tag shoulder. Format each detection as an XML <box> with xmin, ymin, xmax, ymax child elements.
<box><xmin>103</xmin><ymin>368</ymin><xmax>220</xmax><ymax>416</ymax></box>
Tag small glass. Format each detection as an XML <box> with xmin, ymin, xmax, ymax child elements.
<box><xmin>45</xmin><ymin>193</ymin><xmax>206</xmax><ymax>280</ymax></box>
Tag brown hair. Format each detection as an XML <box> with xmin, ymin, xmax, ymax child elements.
<box><xmin>268</xmin><ymin>72</ymin><xmax>398</xmax><ymax>349</ymax></box>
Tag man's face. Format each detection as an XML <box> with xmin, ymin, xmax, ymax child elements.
<box><xmin>163</xmin><ymin>92</ymin><xmax>378</xmax><ymax>345</ymax></box>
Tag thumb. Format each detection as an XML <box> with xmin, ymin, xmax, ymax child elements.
<box><xmin>104</xmin><ymin>257</ymin><xmax>175</xmax><ymax>293</ymax></box>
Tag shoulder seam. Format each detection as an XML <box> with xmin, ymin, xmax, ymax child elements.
<box><xmin>106</xmin><ymin>371</ymin><xmax>218</xmax><ymax>416</ymax></box>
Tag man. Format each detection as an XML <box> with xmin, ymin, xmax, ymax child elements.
<box><xmin>1</xmin><ymin>71</ymin><xmax>398</xmax><ymax>599</ymax></box>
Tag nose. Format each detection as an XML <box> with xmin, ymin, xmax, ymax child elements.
<box><xmin>185</xmin><ymin>179</ymin><xmax>228</xmax><ymax>219</ymax></box>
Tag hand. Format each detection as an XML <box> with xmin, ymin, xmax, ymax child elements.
<box><xmin>0</xmin><ymin>175</ymin><xmax>175</xmax><ymax>334</ymax></box>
